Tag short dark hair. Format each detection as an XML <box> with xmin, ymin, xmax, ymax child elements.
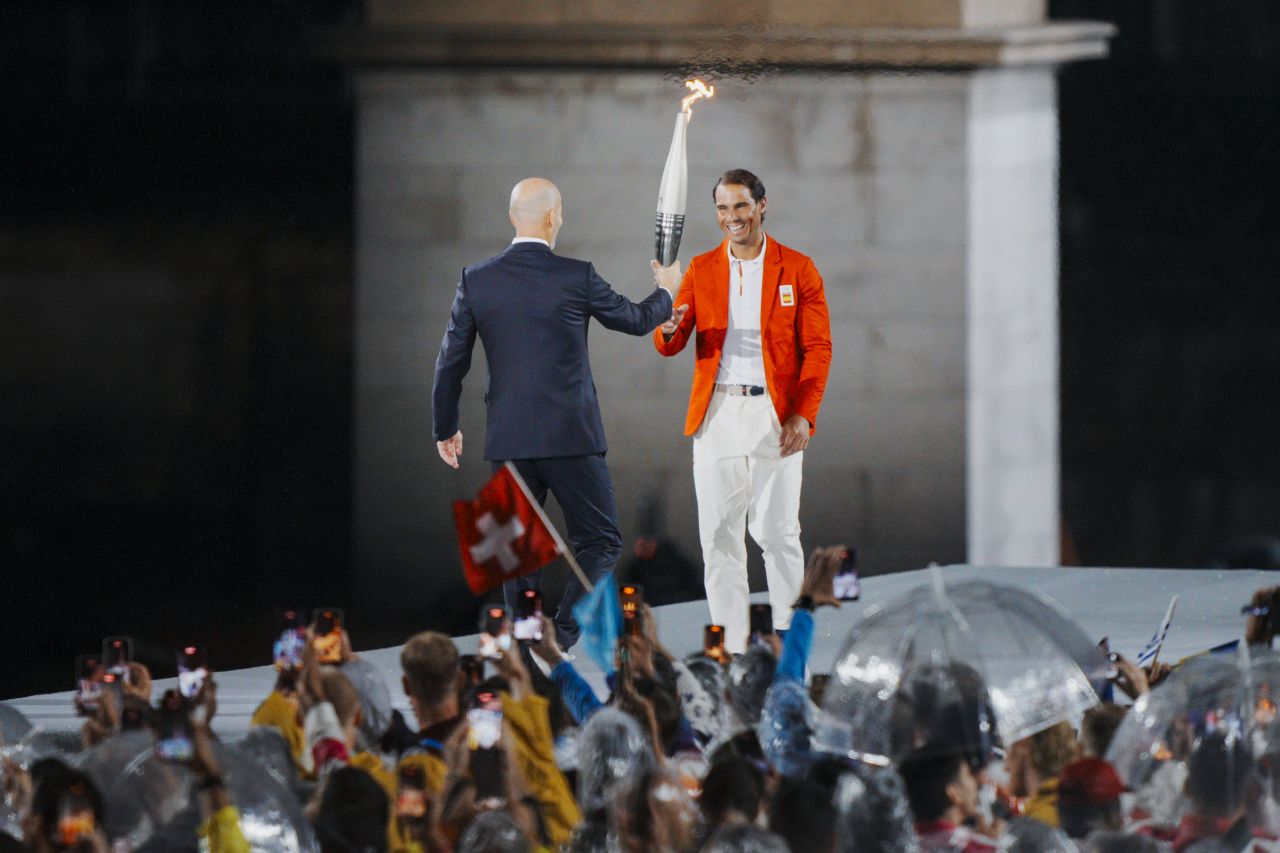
<box><xmin>31</xmin><ymin>761</ymin><xmax>104</xmax><ymax>843</ymax></box>
<box><xmin>701</xmin><ymin>751</ymin><xmax>765</xmax><ymax>824</ymax></box>
<box><xmin>712</xmin><ymin>169</ymin><xmax>766</xmax><ymax>213</ymax></box>
<box><xmin>899</xmin><ymin>753</ymin><xmax>967</xmax><ymax>823</ymax></box>
<box><xmin>1187</xmin><ymin>731</ymin><xmax>1255</xmax><ymax>817</ymax></box>
<box><xmin>768</xmin><ymin>776</ymin><xmax>836</xmax><ymax>853</ymax></box>
<box><xmin>314</xmin><ymin>766</ymin><xmax>391</xmax><ymax>853</ymax></box>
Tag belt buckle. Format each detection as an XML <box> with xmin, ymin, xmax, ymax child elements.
<box><xmin>748</xmin><ymin>385</ymin><xmax>763</xmax><ymax>397</ymax></box>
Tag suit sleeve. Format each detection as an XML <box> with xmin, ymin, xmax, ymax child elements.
<box><xmin>652</xmin><ymin>262</ymin><xmax>696</xmax><ymax>356</ymax></box>
<box><xmin>585</xmin><ymin>262</ymin><xmax>672</xmax><ymax>335</ymax></box>
<box><xmin>794</xmin><ymin>258</ymin><xmax>832</xmax><ymax>431</ymax></box>
<box><xmin>431</xmin><ymin>270</ymin><xmax>477</xmax><ymax>441</ymax></box>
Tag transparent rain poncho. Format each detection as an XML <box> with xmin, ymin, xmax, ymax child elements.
<box><xmin>757</xmin><ymin>678</ymin><xmax>818</xmax><ymax>778</ymax></box>
<box><xmin>832</xmin><ymin>764</ymin><xmax>920</xmax><ymax>853</ymax></box>
<box><xmin>728</xmin><ymin>646</ymin><xmax>777</xmax><ymax>729</ymax></box>
<box><xmin>0</xmin><ymin>702</ymin><xmax>64</xmax><ymax>840</ymax></box>
<box><xmin>1107</xmin><ymin>650</ymin><xmax>1280</xmax><ymax>832</ymax></box>
<box><xmin>457</xmin><ymin>809</ymin><xmax>530</xmax><ymax>853</ymax></box>
<box><xmin>575</xmin><ymin>707</ymin><xmax>656</xmax><ymax>814</ymax></box>
<box><xmin>339</xmin><ymin>657</ymin><xmax>393</xmax><ymax>750</ymax></box>
<box><xmin>675</xmin><ymin>655</ymin><xmax>727</xmax><ymax>745</ymax></box>
<box><xmin>815</xmin><ymin>573</ymin><xmax>1106</xmax><ymax>766</ymax></box>
<box><xmin>75</xmin><ymin>729</ymin><xmax>318</xmax><ymax>852</ymax></box>
<box><xmin>703</xmin><ymin>823</ymin><xmax>790</xmax><ymax>852</ymax></box>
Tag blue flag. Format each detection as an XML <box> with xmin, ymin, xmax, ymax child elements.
<box><xmin>572</xmin><ymin>573</ymin><xmax>621</xmax><ymax>676</ymax></box>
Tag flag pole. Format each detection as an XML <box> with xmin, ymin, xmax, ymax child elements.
<box><xmin>503</xmin><ymin>462</ymin><xmax>595</xmax><ymax>594</ymax></box>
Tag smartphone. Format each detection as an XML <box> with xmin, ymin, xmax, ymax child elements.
<box><xmin>468</xmin><ymin>690</ymin><xmax>505</xmax><ymax>805</ymax></box>
<box><xmin>74</xmin><ymin>655</ymin><xmax>103</xmax><ymax>717</ymax></box>
<box><xmin>513</xmin><ymin>589</ymin><xmax>543</xmax><ymax>644</ymax></box>
<box><xmin>177</xmin><ymin>645</ymin><xmax>209</xmax><ymax>700</ymax></box>
<box><xmin>102</xmin><ymin>636</ymin><xmax>133</xmax><ymax>682</ymax></box>
<box><xmin>312</xmin><ymin>607</ymin><xmax>345</xmax><ymax>665</ymax></box>
<box><xmin>56</xmin><ymin>784</ymin><xmax>96</xmax><ymax>847</ymax></box>
<box><xmin>396</xmin><ymin>763</ymin><xmax>429</xmax><ymax>819</ymax></box>
<box><xmin>621</xmin><ymin>584</ymin><xmax>643</xmax><ymax>637</ymax></box>
<box><xmin>155</xmin><ymin>691</ymin><xmax>194</xmax><ymax>762</ymax></box>
<box><xmin>834</xmin><ymin>548</ymin><xmax>861</xmax><ymax>601</ymax></box>
<box><xmin>749</xmin><ymin>604</ymin><xmax>774</xmax><ymax>646</ymax></box>
<box><xmin>274</xmin><ymin>608</ymin><xmax>308</xmax><ymax>671</ymax></box>
<box><xmin>704</xmin><ymin>624</ymin><xmax>727</xmax><ymax>663</ymax></box>
<box><xmin>478</xmin><ymin>605</ymin><xmax>511</xmax><ymax>660</ymax></box>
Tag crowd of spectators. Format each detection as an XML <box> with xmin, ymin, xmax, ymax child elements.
<box><xmin>1</xmin><ymin>551</ymin><xmax>1277</xmax><ymax>853</ymax></box>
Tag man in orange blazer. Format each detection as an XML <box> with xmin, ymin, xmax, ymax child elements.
<box><xmin>654</xmin><ymin>168</ymin><xmax>832</xmax><ymax>653</ymax></box>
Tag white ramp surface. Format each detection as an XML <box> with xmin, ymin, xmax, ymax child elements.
<box><xmin>8</xmin><ymin>565</ymin><xmax>1279</xmax><ymax>739</ymax></box>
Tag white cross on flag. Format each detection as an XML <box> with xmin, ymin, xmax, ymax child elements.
<box><xmin>452</xmin><ymin>463</ymin><xmax>562</xmax><ymax>595</ymax></box>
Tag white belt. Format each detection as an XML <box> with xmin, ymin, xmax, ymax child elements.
<box><xmin>714</xmin><ymin>383</ymin><xmax>765</xmax><ymax>397</ymax></box>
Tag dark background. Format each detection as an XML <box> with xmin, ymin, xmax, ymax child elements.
<box><xmin>3</xmin><ymin>1</ymin><xmax>1278</xmax><ymax>698</ymax></box>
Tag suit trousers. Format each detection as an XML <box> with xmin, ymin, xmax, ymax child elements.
<box><xmin>693</xmin><ymin>390</ymin><xmax>805</xmax><ymax>654</ymax></box>
<box><xmin>497</xmin><ymin>454</ymin><xmax>621</xmax><ymax>649</ymax></box>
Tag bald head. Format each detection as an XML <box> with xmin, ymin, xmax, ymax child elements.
<box><xmin>509</xmin><ymin>178</ymin><xmax>563</xmax><ymax>246</ymax></box>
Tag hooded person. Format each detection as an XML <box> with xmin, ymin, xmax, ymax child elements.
<box><xmin>833</xmin><ymin>764</ymin><xmax>920</xmax><ymax>853</ymax></box>
<box><xmin>728</xmin><ymin>646</ymin><xmax>777</xmax><ymax>730</ymax></box>
<box><xmin>569</xmin><ymin>708</ymin><xmax>656</xmax><ymax>851</ymax></box>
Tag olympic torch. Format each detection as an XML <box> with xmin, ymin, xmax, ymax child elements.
<box><xmin>655</xmin><ymin>80</ymin><xmax>714</xmax><ymax>266</ymax></box>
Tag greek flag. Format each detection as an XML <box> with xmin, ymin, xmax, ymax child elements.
<box><xmin>1137</xmin><ymin>595</ymin><xmax>1179</xmax><ymax>666</ymax></box>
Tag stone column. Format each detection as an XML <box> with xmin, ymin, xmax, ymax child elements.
<box><xmin>317</xmin><ymin>3</ymin><xmax>1112</xmax><ymax>612</ymax></box>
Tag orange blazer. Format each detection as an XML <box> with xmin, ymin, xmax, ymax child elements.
<box><xmin>654</xmin><ymin>236</ymin><xmax>832</xmax><ymax>437</ymax></box>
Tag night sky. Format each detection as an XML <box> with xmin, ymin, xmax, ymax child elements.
<box><xmin>3</xmin><ymin>1</ymin><xmax>1279</xmax><ymax>698</ymax></box>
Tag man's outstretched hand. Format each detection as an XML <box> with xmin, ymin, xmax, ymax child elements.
<box><xmin>780</xmin><ymin>414</ymin><xmax>810</xmax><ymax>457</ymax></box>
<box><xmin>437</xmin><ymin>430</ymin><xmax>464</xmax><ymax>469</ymax></box>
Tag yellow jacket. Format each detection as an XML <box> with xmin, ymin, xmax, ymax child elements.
<box><xmin>391</xmin><ymin>693</ymin><xmax>579</xmax><ymax>851</ymax></box>
<box><xmin>1023</xmin><ymin>778</ymin><xmax>1061</xmax><ymax>828</ymax></box>
<box><xmin>249</xmin><ymin>690</ymin><xmax>306</xmax><ymax>771</ymax></box>
<box><xmin>197</xmin><ymin>805</ymin><xmax>251</xmax><ymax>853</ymax></box>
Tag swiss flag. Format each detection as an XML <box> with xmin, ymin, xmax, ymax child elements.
<box><xmin>453</xmin><ymin>463</ymin><xmax>562</xmax><ymax>596</ymax></box>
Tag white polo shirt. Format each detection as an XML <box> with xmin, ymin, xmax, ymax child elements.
<box><xmin>715</xmin><ymin>234</ymin><xmax>768</xmax><ymax>386</ymax></box>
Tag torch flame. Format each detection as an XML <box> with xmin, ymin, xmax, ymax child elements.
<box><xmin>681</xmin><ymin>79</ymin><xmax>715</xmax><ymax>117</ymax></box>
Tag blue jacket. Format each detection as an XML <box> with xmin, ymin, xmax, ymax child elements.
<box><xmin>433</xmin><ymin>242</ymin><xmax>673</xmax><ymax>460</ymax></box>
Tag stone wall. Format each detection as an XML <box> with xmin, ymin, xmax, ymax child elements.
<box><xmin>353</xmin><ymin>65</ymin><xmax>1061</xmax><ymax>610</ymax></box>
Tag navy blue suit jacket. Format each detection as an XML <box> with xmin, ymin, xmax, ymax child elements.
<box><xmin>432</xmin><ymin>242</ymin><xmax>673</xmax><ymax>460</ymax></box>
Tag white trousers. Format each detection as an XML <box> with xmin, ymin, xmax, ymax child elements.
<box><xmin>693</xmin><ymin>390</ymin><xmax>804</xmax><ymax>654</ymax></box>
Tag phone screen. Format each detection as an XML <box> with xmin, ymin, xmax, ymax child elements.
<box><xmin>704</xmin><ymin>624</ymin><xmax>726</xmax><ymax>662</ymax></box>
<box><xmin>478</xmin><ymin>606</ymin><xmax>510</xmax><ymax>660</ymax></box>
<box><xmin>312</xmin><ymin>608</ymin><xmax>345</xmax><ymax>665</ymax></box>
<box><xmin>834</xmin><ymin>548</ymin><xmax>861</xmax><ymax>601</ymax></box>
<box><xmin>56</xmin><ymin>786</ymin><xmax>95</xmax><ymax>847</ymax></box>
<box><xmin>513</xmin><ymin>590</ymin><xmax>543</xmax><ymax>643</ymax></box>
<box><xmin>155</xmin><ymin>692</ymin><xmax>194</xmax><ymax>762</ymax></box>
<box><xmin>75</xmin><ymin>655</ymin><xmax>102</xmax><ymax>716</ymax></box>
<box><xmin>274</xmin><ymin>609</ymin><xmax>308</xmax><ymax>671</ymax></box>
<box><xmin>396</xmin><ymin>764</ymin><xmax>429</xmax><ymax>818</ymax></box>
<box><xmin>102</xmin><ymin>636</ymin><xmax>132</xmax><ymax>680</ymax></box>
<box><xmin>177</xmin><ymin>645</ymin><xmax>209</xmax><ymax>699</ymax></box>
<box><xmin>468</xmin><ymin>691</ymin><xmax>504</xmax><ymax>750</ymax></box>
<box><xmin>749</xmin><ymin>604</ymin><xmax>773</xmax><ymax>643</ymax></box>
<box><xmin>621</xmin><ymin>584</ymin><xmax>643</xmax><ymax>637</ymax></box>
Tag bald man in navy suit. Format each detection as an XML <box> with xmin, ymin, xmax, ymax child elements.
<box><xmin>433</xmin><ymin>178</ymin><xmax>680</xmax><ymax>648</ymax></box>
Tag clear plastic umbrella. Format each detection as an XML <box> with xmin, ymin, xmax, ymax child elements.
<box><xmin>0</xmin><ymin>703</ymin><xmax>64</xmax><ymax>841</ymax></box>
<box><xmin>75</xmin><ymin>729</ymin><xmax>318</xmax><ymax>852</ymax></box>
<box><xmin>1106</xmin><ymin>649</ymin><xmax>1280</xmax><ymax>829</ymax></box>
<box><xmin>815</xmin><ymin>571</ymin><xmax>1107</xmax><ymax>766</ymax></box>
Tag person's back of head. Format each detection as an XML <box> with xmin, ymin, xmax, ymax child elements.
<box><xmin>27</xmin><ymin>761</ymin><xmax>104</xmax><ymax>850</ymax></box>
<box><xmin>1057</xmin><ymin>757</ymin><xmax>1125</xmax><ymax>839</ymax></box>
<box><xmin>401</xmin><ymin>631</ymin><xmax>460</xmax><ymax>710</ymax></box>
<box><xmin>1186</xmin><ymin>730</ymin><xmax>1255</xmax><ymax>819</ymax></box>
<box><xmin>1027</xmin><ymin>720</ymin><xmax>1078</xmax><ymax>780</ymax></box>
<box><xmin>457</xmin><ymin>810</ymin><xmax>531</xmax><ymax>853</ymax></box>
<box><xmin>1081</xmin><ymin>704</ymin><xmax>1128</xmax><ymax>758</ymax></box>
<box><xmin>833</xmin><ymin>765</ymin><xmax>918</xmax><ymax>853</ymax></box>
<box><xmin>704</xmin><ymin>822</ymin><xmax>789</xmax><ymax>853</ymax></box>
<box><xmin>768</xmin><ymin>774</ymin><xmax>837</xmax><ymax>853</ymax></box>
<box><xmin>898</xmin><ymin>752</ymin><xmax>967</xmax><ymax>824</ymax></box>
<box><xmin>700</xmin><ymin>750</ymin><xmax>765</xmax><ymax>825</ymax></box>
<box><xmin>314</xmin><ymin>766</ymin><xmax>390</xmax><ymax>853</ymax></box>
